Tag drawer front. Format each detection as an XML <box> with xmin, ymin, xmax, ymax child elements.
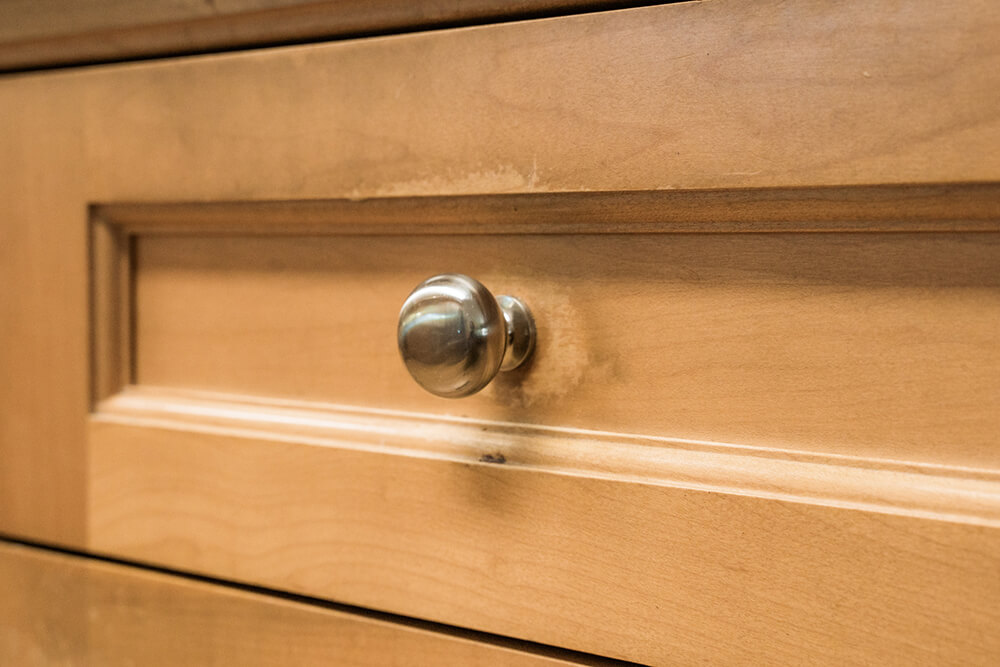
<box><xmin>88</xmin><ymin>194</ymin><xmax>1000</xmax><ymax>665</ymax></box>
<box><xmin>0</xmin><ymin>541</ymin><xmax>594</xmax><ymax>666</ymax></box>
<box><xmin>2</xmin><ymin>0</ymin><xmax>1000</xmax><ymax>664</ymax></box>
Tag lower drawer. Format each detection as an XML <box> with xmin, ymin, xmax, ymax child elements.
<box><xmin>0</xmin><ymin>541</ymin><xmax>603</xmax><ymax>666</ymax></box>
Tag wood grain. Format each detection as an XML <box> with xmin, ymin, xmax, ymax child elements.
<box><xmin>0</xmin><ymin>2</ymin><xmax>998</xmax><ymax>662</ymax></box>
<box><xmin>0</xmin><ymin>0</ymin><xmax>640</xmax><ymax>72</ymax></box>
<box><xmin>132</xmin><ymin>230</ymin><xmax>1000</xmax><ymax>469</ymax></box>
<box><xmin>0</xmin><ymin>540</ymin><xmax>606</xmax><ymax>666</ymax></box>
<box><xmin>7</xmin><ymin>0</ymin><xmax>998</xmax><ymax>547</ymax></box>
<box><xmin>87</xmin><ymin>411</ymin><xmax>1000</xmax><ymax>665</ymax></box>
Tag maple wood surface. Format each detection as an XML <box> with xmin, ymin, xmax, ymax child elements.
<box><xmin>1</xmin><ymin>0</ymin><xmax>999</xmax><ymax>663</ymax></box>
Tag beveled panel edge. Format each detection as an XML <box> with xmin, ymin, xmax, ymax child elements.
<box><xmin>89</xmin><ymin>211</ymin><xmax>134</xmax><ymax>408</ymax></box>
<box><xmin>94</xmin><ymin>385</ymin><xmax>1000</xmax><ymax>528</ymax></box>
<box><xmin>92</xmin><ymin>184</ymin><xmax>1000</xmax><ymax>236</ymax></box>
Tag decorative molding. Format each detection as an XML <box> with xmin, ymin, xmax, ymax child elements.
<box><xmin>96</xmin><ymin>386</ymin><xmax>1000</xmax><ymax>528</ymax></box>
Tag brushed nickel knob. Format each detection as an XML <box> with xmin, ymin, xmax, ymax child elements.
<box><xmin>398</xmin><ymin>274</ymin><xmax>535</xmax><ymax>398</ymax></box>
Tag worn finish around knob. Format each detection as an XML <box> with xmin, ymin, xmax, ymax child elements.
<box><xmin>397</xmin><ymin>274</ymin><xmax>535</xmax><ymax>398</ymax></box>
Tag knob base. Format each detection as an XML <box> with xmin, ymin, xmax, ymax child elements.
<box><xmin>497</xmin><ymin>295</ymin><xmax>535</xmax><ymax>372</ymax></box>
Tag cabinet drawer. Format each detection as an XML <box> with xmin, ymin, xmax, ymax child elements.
<box><xmin>0</xmin><ymin>541</ymin><xmax>598</xmax><ymax>666</ymax></box>
<box><xmin>86</xmin><ymin>187</ymin><xmax>1000</xmax><ymax>665</ymax></box>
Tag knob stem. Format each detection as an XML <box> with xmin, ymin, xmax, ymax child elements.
<box><xmin>497</xmin><ymin>295</ymin><xmax>535</xmax><ymax>372</ymax></box>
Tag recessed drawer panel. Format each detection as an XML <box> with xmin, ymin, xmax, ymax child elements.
<box><xmin>125</xmin><ymin>192</ymin><xmax>1000</xmax><ymax>469</ymax></box>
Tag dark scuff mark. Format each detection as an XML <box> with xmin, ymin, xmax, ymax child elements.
<box><xmin>479</xmin><ymin>452</ymin><xmax>506</xmax><ymax>464</ymax></box>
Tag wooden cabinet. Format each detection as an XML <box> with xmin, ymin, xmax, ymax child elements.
<box><xmin>2</xmin><ymin>0</ymin><xmax>1000</xmax><ymax>663</ymax></box>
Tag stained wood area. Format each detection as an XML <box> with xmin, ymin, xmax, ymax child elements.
<box><xmin>130</xmin><ymin>224</ymin><xmax>1000</xmax><ymax>469</ymax></box>
<box><xmin>0</xmin><ymin>541</ymin><xmax>611</xmax><ymax>666</ymax></box>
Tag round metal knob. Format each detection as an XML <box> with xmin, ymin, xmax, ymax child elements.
<box><xmin>398</xmin><ymin>274</ymin><xmax>535</xmax><ymax>398</ymax></box>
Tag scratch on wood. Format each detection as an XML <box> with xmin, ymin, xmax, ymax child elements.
<box><xmin>370</xmin><ymin>164</ymin><xmax>549</xmax><ymax>197</ymax></box>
